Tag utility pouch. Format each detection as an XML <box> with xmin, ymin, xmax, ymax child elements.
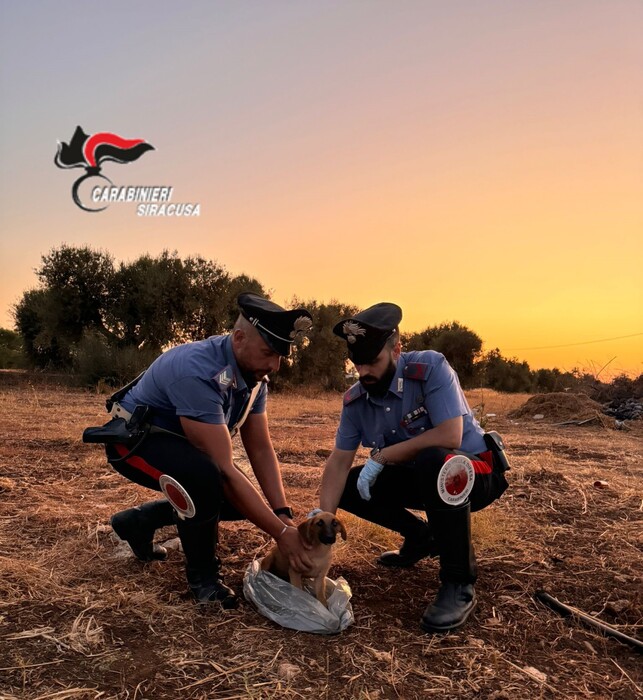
<box><xmin>83</xmin><ymin>405</ymin><xmax>151</xmax><ymax>446</ymax></box>
<box><xmin>483</xmin><ymin>431</ymin><xmax>511</xmax><ymax>473</ymax></box>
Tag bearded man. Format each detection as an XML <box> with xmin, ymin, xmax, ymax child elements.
<box><xmin>315</xmin><ymin>302</ymin><xmax>509</xmax><ymax>632</ymax></box>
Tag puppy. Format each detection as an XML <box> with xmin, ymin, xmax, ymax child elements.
<box><xmin>261</xmin><ymin>511</ymin><xmax>347</xmax><ymax>607</ymax></box>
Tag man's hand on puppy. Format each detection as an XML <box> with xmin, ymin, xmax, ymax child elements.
<box><xmin>276</xmin><ymin>526</ymin><xmax>313</xmax><ymax>573</ymax></box>
<box><xmin>357</xmin><ymin>458</ymin><xmax>384</xmax><ymax>500</ymax></box>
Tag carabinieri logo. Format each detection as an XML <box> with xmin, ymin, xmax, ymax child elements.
<box><xmin>55</xmin><ymin>127</ymin><xmax>200</xmax><ymax>216</ymax></box>
<box><xmin>55</xmin><ymin>126</ymin><xmax>155</xmax><ymax>212</ymax></box>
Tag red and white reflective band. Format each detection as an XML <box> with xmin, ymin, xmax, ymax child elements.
<box><xmin>437</xmin><ymin>455</ymin><xmax>475</xmax><ymax>506</ymax></box>
<box><xmin>159</xmin><ymin>474</ymin><xmax>196</xmax><ymax>520</ymax></box>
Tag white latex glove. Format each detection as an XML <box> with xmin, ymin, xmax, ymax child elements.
<box><xmin>357</xmin><ymin>458</ymin><xmax>384</xmax><ymax>501</ymax></box>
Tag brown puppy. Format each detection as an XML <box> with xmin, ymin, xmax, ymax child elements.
<box><xmin>261</xmin><ymin>512</ymin><xmax>347</xmax><ymax>607</ymax></box>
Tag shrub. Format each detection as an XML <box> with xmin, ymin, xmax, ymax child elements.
<box><xmin>479</xmin><ymin>349</ymin><xmax>534</xmax><ymax>393</ymax></box>
<box><xmin>72</xmin><ymin>332</ymin><xmax>157</xmax><ymax>388</ymax></box>
<box><xmin>0</xmin><ymin>328</ymin><xmax>27</xmax><ymax>369</ymax></box>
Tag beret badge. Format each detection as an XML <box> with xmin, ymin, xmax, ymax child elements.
<box><xmin>289</xmin><ymin>316</ymin><xmax>313</xmax><ymax>339</ymax></box>
<box><xmin>342</xmin><ymin>321</ymin><xmax>366</xmax><ymax>344</ymax></box>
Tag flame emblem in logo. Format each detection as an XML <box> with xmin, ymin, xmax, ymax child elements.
<box><xmin>55</xmin><ymin>126</ymin><xmax>154</xmax><ymax>211</ymax></box>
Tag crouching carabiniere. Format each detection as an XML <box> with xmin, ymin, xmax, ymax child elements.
<box><xmin>84</xmin><ymin>293</ymin><xmax>314</xmax><ymax>609</ymax></box>
<box><xmin>318</xmin><ymin>303</ymin><xmax>509</xmax><ymax>632</ymax></box>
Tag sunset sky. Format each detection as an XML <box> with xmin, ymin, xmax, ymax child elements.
<box><xmin>0</xmin><ymin>1</ymin><xmax>641</xmax><ymax>377</ymax></box>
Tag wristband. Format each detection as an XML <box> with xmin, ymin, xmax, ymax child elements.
<box><xmin>370</xmin><ymin>447</ymin><xmax>388</xmax><ymax>465</ymax></box>
<box><xmin>276</xmin><ymin>524</ymin><xmax>293</xmax><ymax>539</ymax></box>
<box><xmin>273</xmin><ymin>506</ymin><xmax>294</xmax><ymax>519</ymax></box>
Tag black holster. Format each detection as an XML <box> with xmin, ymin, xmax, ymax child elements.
<box><xmin>83</xmin><ymin>405</ymin><xmax>150</xmax><ymax>446</ymax></box>
<box><xmin>483</xmin><ymin>431</ymin><xmax>511</xmax><ymax>473</ymax></box>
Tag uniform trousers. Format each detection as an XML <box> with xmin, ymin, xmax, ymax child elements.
<box><xmin>338</xmin><ymin>446</ymin><xmax>508</xmax><ymax>537</ymax></box>
<box><xmin>106</xmin><ymin>434</ymin><xmax>243</xmax><ymax>523</ymax></box>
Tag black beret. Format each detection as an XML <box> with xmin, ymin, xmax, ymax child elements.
<box><xmin>237</xmin><ymin>293</ymin><xmax>313</xmax><ymax>356</ymax></box>
<box><xmin>333</xmin><ymin>302</ymin><xmax>402</xmax><ymax>364</ymax></box>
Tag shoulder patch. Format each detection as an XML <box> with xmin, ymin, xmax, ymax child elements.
<box><xmin>343</xmin><ymin>382</ymin><xmax>366</xmax><ymax>406</ymax></box>
<box><xmin>213</xmin><ymin>365</ymin><xmax>236</xmax><ymax>390</ymax></box>
<box><xmin>403</xmin><ymin>362</ymin><xmax>430</xmax><ymax>381</ymax></box>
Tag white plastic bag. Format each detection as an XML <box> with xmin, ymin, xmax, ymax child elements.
<box><xmin>243</xmin><ymin>559</ymin><xmax>354</xmax><ymax>634</ymax></box>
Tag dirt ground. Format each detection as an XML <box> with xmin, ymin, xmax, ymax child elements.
<box><xmin>0</xmin><ymin>372</ymin><xmax>641</xmax><ymax>699</ymax></box>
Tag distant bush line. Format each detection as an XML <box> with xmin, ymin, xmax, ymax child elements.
<box><xmin>2</xmin><ymin>245</ymin><xmax>640</xmax><ymax>397</ymax></box>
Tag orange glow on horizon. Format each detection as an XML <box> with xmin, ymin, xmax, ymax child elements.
<box><xmin>0</xmin><ymin>3</ymin><xmax>640</xmax><ymax>378</ymax></box>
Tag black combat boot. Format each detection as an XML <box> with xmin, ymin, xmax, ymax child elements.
<box><xmin>377</xmin><ymin>521</ymin><xmax>439</xmax><ymax>567</ymax></box>
<box><xmin>420</xmin><ymin>502</ymin><xmax>478</xmax><ymax>633</ymax></box>
<box><xmin>175</xmin><ymin>516</ymin><xmax>238</xmax><ymax>609</ymax></box>
<box><xmin>110</xmin><ymin>499</ymin><xmax>175</xmax><ymax>561</ymax></box>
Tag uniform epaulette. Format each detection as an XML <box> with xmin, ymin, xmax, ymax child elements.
<box><xmin>403</xmin><ymin>362</ymin><xmax>430</xmax><ymax>380</ymax></box>
<box><xmin>343</xmin><ymin>382</ymin><xmax>366</xmax><ymax>406</ymax></box>
<box><xmin>214</xmin><ymin>365</ymin><xmax>236</xmax><ymax>390</ymax></box>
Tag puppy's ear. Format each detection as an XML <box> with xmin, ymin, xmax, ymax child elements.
<box><xmin>336</xmin><ymin>518</ymin><xmax>347</xmax><ymax>541</ymax></box>
<box><xmin>300</xmin><ymin>517</ymin><xmax>315</xmax><ymax>544</ymax></box>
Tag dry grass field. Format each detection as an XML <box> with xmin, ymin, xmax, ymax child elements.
<box><xmin>0</xmin><ymin>372</ymin><xmax>641</xmax><ymax>699</ymax></box>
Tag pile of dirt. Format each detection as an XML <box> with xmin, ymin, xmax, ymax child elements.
<box><xmin>508</xmin><ymin>392</ymin><xmax>608</xmax><ymax>424</ymax></box>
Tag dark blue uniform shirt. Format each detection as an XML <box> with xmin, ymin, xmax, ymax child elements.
<box><xmin>335</xmin><ymin>350</ymin><xmax>486</xmax><ymax>455</ymax></box>
<box><xmin>120</xmin><ymin>335</ymin><xmax>267</xmax><ymax>434</ymax></box>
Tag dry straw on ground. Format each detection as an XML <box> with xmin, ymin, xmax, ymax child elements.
<box><xmin>0</xmin><ymin>374</ymin><xmax>641</xmax><ymax>699</ymax></box>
